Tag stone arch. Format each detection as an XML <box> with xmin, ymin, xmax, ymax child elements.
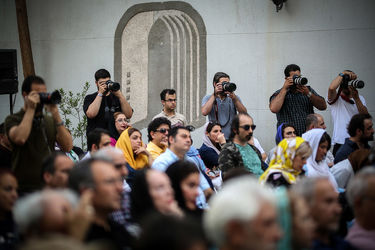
<box><xmin>114</xmin><ymin>2</ymin><xmax>207</xmax><ymax>129</ymax></box>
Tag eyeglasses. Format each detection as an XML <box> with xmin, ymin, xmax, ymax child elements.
<box><xmin>165</xmin><ymin>99</ymin><xmax>177</xmax><ymax>102</ymax></box>
<box><xmin>116</xmin><ymin>119</ymin><xmax>128</xmax><ymax>123</ymax></box>
<box><xmin>239</xmin><ymin>124</ymin><xmax>256</xmax><ymax>131</ymax></box>
<box><xmin>285</xmin><ymin>131</ymin><xmax>297</xmax><ymax>136</ymax></box>
<box><xmin>155</xmin><ymin>128</ymin><xmax>169</xmax><ymax>134</ymax></box>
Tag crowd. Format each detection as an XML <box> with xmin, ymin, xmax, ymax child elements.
<box><xmin>0</xmin><ymin>66</ymin><xmax>374</xmax><ymax>250</ymax></box>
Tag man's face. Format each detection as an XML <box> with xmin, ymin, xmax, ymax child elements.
<box><xmin>316</xmin><ymin>115</ymin><xmax>326</xmax><ymax>129</ymax></box>
<box><xmin>214</xmin><ymin>77</ymin><xmax>230</xmax><ymax>94</ymax></box>
<box><xmin>288</xmin><ymin>70</ymin><xmax>301</xmax><ymax>78</ymax></box>
<box><xmin>112</xmin><ymin>152</ymin><xmax>128</xmax><ymax>181</ymax></box>
<box><xmin>311</xmin><ymin>179</ymin><xmax>342</xmax><ymax>232</ymax></box>
<box><xmin>162</xmin><ymin>93</ymin><xmax>177</xmax><ymax>112</ymax></box>
<box><xmin>98</xmin><ymin>133</ymin><xmax>112</xmax><ymax>149</ymax></box>
<box><xmin>92</xmin><ymin>161</ymin><xmax>123</xmax><ymax>213</ymax></box>
<box><xmin>151</xmin><ymin>124</ymin><xmax>170</xmax><ymax>148</ymax></box>
<box><xmin>95</xmin><ymin>77</ymin><xmax>110</xmax><ymax>91</ymax></box>
<box><xmin>169</xmin><ymin>128</ymin><xmax>191</xmax><ymax>154</ymax></box>
<box><xmin>30</xmin><ymin>83</ymin><xmax>47</xmax><ymax>94</ymax></box>
<box><xmin>361</xmin><ymin>119</ymin><xmax>374</xmax><ymax>142</ymax></box>
<box><xmin>235</xmin><ymin>115</ymin><xmax>254</xmax><ymax>143</ymax></box>
<box><xmin>46</xmin><ymin>155</ymin><xmax>74</xmax><ymax>188</ymax></box>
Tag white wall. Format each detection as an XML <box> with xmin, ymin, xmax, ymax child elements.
<box><xmin>1</xmin><ymin>0</ymin><xmax>374</xmax><ymax>151</ymax></box>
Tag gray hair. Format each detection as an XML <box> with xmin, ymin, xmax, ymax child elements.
<box><xmin>306</xmin><ymin>114</ymin><xmax>318</xmax><ymax>130</ymax></box>
<box><xmin>203</xmin><ymin>176</ymin><xmax>276</xmax><ymax>247</ymax></box>
<box><xmin>291</xmin><ymin>177</ymin><xmax>329</xmax><ymax>206</ymax></box>
<box><xmin>13</xmin><ymin>189</ymin><xmax>78</xmax><ymax>235</ymax></box>
<box><xmin>346</xmin><ymin>167</ymin><xmax>375</xmax><ymax>207</ymax></box>
<box><xmin>94</xmin><ymin>147</ymin><xmax>124</xmax><ymax>162</ymax></box>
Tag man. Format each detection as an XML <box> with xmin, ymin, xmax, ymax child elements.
<box><xmin>81</xmin><ymin>128</ymin><xmax>112</xmax><ymax>160</ymax></box>
<box><xmin>204</xmin><ymin>176</ymin><xmax>282</xmax><ymax>250</ymax></box>
<box><xmin>346</xmin><ymin>167</ymin><xmax>375</xmax><ymax>249</ymax></box>
<box><xmin>334</xmin><ymin>113</ymin><xmax>374</xmax><ymax>164</ymax></box>
<box><xmin>84</xmin><ymin>69</ymin><xmax>133</xmax><ymax>136</ymax></box>
<box><xmin>146</xmin><ymin>117</ymin><xmax>171</xmax><ymax>160</ymax></box>
<box><xmin>201</xmin><ymin>72</ymin><xmax>247</xmax><ymax>139</ymax></box>
<box><xmin>293</xmin><ymin>177</ymin><xmax>354</xmax><ymax>249</ymax></box>
<box><xmin>153</xmin><ymin>89</ymin><xmax>186</xmax><ymax>127</ymax></box>
<box><xmin>218</xmin><ymin>113</ymin><xmax>264</xmax><ymax>178</ymax></box>
<box><xmin>269</xmin><ymin>64</ymin><xmax>326</xmax><ymax>136</ymax></box>
<box><xmin>68</xmin><ymin>157</ymin><xmax>131</xmax><ymax>249</ymax></box>
<box><xmin>5</xmin><ymin>75</ymin><xmax>72</xmax><ymax>193</ymax></box>
<box><xmin>328</xmin><ymin>70</ymin><xmax>368</xmax><ymax>155</ymax></box>
<box><xmin>0</xmin><ymin>123</ymin><xmax>12</xmax><ymax>168</ymax></box>
<box><xmin>152</xmin><ymin>126</ymin><xmax>213</xmax><ymax>201</ymax></box>
<box><xmin>42</xmin><ymin>151</ymin><xmax>74</xmax><ymax>189</ymax></box>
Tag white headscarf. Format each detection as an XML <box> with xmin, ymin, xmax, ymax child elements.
<box><xmin>302</xmin><ymin>128</ymin><xmax>338</xmax><ymax>190</ymax></box>
<box><xmin>202</xmin><ymin>122</ymin><xmax>221</xmax><ymax>155</ymax></box>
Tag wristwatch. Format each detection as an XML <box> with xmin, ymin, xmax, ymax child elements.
<box><xmin>307</xmin><ymin>91</ymin><xmax>312</xmax><ymax>98</ymax></box>
<box><xmin>338</xmin><ymin>73</ymin><xmax>345</xmax><ymax>78</ymax></box>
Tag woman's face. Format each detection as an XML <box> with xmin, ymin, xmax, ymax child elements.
<box><xmin>207</xmin><ymin>125</ymin><xmax>222</xmax><ymax>144</ymax></box>
<box><xmin>292</xmin><ymin>154</ymin><xmax>307</xmax><ymax>171</ymax></box>
<box><xmin>0</xmin><ymin>173</ymin><xmax>18</xmax><ymax>212</ymax></box>
<box><xmin>129</xmin><ymin>131</ymin><xmax>142</xmax><ymax>151</ymax></box>
<box><xmin>115</xmin><ymin>114</ymin><xmax>129</xmax><ymax>134</ymax></box>
<box><xmin>181</xmin><ymin>173</ymin><xmax>200</xmax><ymax>210</ymax></box>
<box><xmin>283</xmin><ymin>126</ymin><xmax>296</xmax><ymax>139</ymax></box>
<box><xmin>292</xmin><ymin>197</ymin><xmax>315</xmax><ymax>249</ymax></box>
<box><xmin>316</xmin><ymin>141</ymin><xmax>329</xmax><ymax>162</ymax></box>
<box><xmin>147</xmin><ymin>170</ymin><xmax>176</xmax><ymax>214</ymax></box>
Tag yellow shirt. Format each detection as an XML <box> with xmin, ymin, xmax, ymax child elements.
<box><xmin>146</xmin><ymin>141</ymin><xmax>167</xmax><ymax>160</ymax></box>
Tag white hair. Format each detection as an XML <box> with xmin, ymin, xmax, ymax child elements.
<box><xmin>346</xmin><ymin>167</ymin><xmax>375</xmax><ymax>207</ymax></box>
<box><xmin>203</xmin><ymin>176</ymin><xmax>276</xmax><ymax>247</ymax></box>
<box><xmin>291</xmin><ymin>176</ymin><xmax>330</xmax><ymax>206</ymax></box>
<box><xmin>94</xmin><ymin>147</ymin><xmax>124</xmax><ymax>161</ymax></box>
<box><xmin>13</xmin><ymin>189</ymin><xmax>78</xmax><ymax>235</ymax></box>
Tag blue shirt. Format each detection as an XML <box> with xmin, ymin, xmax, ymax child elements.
<box><xmin>334</xmin><ymin>138</ymin><xmax>370</xmax><ymax>164</ymax></box>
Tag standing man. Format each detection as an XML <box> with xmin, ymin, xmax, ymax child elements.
<box><xmin>328</xmin><ymin>70</ymin><xmax>368</xmax><ymax>155</ymax></box>
<box><xmin>269</xmin><ymin>64</ymin><xmax>326</xmax><ymax>136</ymax></box>
<box><xmin>84</xmin><ymin>69</ymin><xmax>133</xmax><ymax>137</ymax></box>
<box><xmin>146</xmin><ymin>117</ymin><xmax>171</xmax><ymax>160</ymax></box>
<box><xmin>218</xmin><ymin>113</ymin><xmax>264</xmax><ymax>178</ymax></box>
<box><xmin>201</xmin><ymin>72</ymin><xmax>247</xmax><ymax>139</ymax></box>
<box><xmin>153</xmin><ymin>89</ymin><xmax>187</xmax><ymax>127</ymax></box>
<box><xmin>5</xmin><ymin>75</ymin><xmax>72</xmax><ymax>193</ymax></box>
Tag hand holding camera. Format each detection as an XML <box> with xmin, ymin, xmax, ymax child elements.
<box><xmin>340</xmin><ymin>71</ymin><xmax>364</xmax><ymax>89</ymax></box>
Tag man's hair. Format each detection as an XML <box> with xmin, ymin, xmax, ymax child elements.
<box><xmin>21</xmin><ymin>75</ymin><xmax>45</xmax><ymax>94</ymax></box>
<box><xmin>212</xmin><ymin>72</ymin><xmax>230</xmax><ymax>85</ymax></box>
<box><xmin>147</xmin><ymin>117</ymin><xmax>171</xmax><ymax>142</ymax></box>
<box><xmin>160</xmin><ymin>89</ymin><xmax>176</xmax><ymax>101</ymax></box>
<box><xmin>94</xmin><ymin>147</ymin><xmax>124</xmax><ymax>162</ymax></box>
<box><xmin>284</xmin><ymin>64</ymin><xmax>300</xmax><ymax>77</ymax></box>
<box><xmin>203</xmin><ymin>176</ymin><xmax>276</xmax><ymax>247</ymax></box>
<box><xmin>94</xmin><ymin>69</ymin><xmax>110</xmax><ymax>81</ymax></box>
<box><xmin>41</xmin><ymin>151</ymin><xmax>67</xmax><ymax>176</ymax></box>
<box><xmin>291</xmin><ymin>177</ymin><xmax>329</xmax><ymax>207</ymax></box>
<box><xmin>347</xmin><ymin>113</ymin><xmax>372</xmax><ymax>137</ymax></box>
<box><xmin>229</xmin><ymin>113</ymin><xmax>252</xmax><ymax>140</ymax></box>
<box><xmin>68</xmin><ymin>159</ymin><xmax>96</xmax><ymax>193</ymax></box>
<box><xmin>0</xmin><ymin>123</ymin><xmax>5</xmax><ymax>134</ymax></box>
<box><xmin>306</xmin><ymin>114</ymin><xmax>318</xmax><ymax>130</ymax></box>
<box><xmin>87</xmin><ymin>128</ymin><xmax>110</xmax><ymax>152</ymax></box>
<box><xmin>346</xmin><ymin>167</ymin><xmax>375</xmax><ymax>207</ymax></box>
<box><xmin>168</xmin><ymin>126</ymin><xmax>190</xmax><ymax>145</ymax></box>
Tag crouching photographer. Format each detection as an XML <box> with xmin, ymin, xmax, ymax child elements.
<box><xmin>328</xmin><ymin>70</ymin><xmax>369</xmax><ymax>155</ymax></box>
<box><xmin>4</xmin><ymin>75</ymin><xmax>72</xmax><ymax>193</ymax></box>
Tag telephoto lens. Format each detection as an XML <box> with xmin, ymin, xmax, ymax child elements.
<box><xmin>222</xmin><ymin>81</ymin><xmax>237</xmax><ymax>92</ymax></box>
<box><xmin>293</xmin><ymin>75</ymin><xmax>308</xmax><ymax>85</ymax></box>
<box><xmin>39</xmin><ymin>90</ymin><xmax>62</xmax><ymax>104</ymax></box>
<box><xmin>106</xmin><ymin>80</ymin><xmax>120</xmax><ymax>92</ymax></box>
<box><xmin>349</xmin><ymin>79</ymin><xmax>365</xmax><ymax>89</ymax></box>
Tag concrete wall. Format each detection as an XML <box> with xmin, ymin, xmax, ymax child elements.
<box><xmin>1</xmin><ymin>0</ymin><xmax>374</xmax><ymax>151</ymax></box>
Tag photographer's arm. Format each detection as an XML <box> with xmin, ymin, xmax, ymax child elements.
<box><xmin>201</xmin><ymin>94</ymin><xmax>216</xmax><ymax>116</ymax></box>
<box><xmin>328</xmin><ymin>71</ymin><xmax>357</xmax><ymax>102</ymax></box>
<box><xmin>85</xmin><ymin>82</ymin><xmax>106</xmax><ymax>119</ymax></box>
<box><xmin>310</xmin><ymin>93</ymin><xmax>327</xmax><ymax>110</ymax></box>
<box><xmin>229</xmin><ymin>93</ymin><xmax>247</xmax><ymax>113</ymax></box>
<box><xmin>269</xmin><ymin>78</ymin><xmax>292</xmax><ymax>113</ymax></box>
<box><xmin>49</xmin><ymin>105</ymin><xmax>73</xmax><ymax>152</ymax></box>
<box><xmin>113</xmin><ymin>90</ymin><xmax>133</xmax><ymax>118</ymax></box>
<box><xmin>350</xmin><ymin>87</ymin><xmax>368</xmax><ymax>114</ymax></box>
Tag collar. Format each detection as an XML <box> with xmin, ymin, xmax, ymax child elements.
<box><xmin>340</xmin><ymin>93</ymin><xmax>355</xmax><ymax>104</ymax></box>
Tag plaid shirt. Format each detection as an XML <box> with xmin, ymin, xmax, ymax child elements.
<box><xmin>270</xmin><ymin>86</ymin><xmax>322</xmax><ymax>136</ymax></box>
<box><xmin>109</xmin><ymin>190</ymin><xmax>132</xmax><ymax>229</ymax></box>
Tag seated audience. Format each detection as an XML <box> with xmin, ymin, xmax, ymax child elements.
<box><xmin>42</xmin><ymin>151</ymin><xmax>74</xmax><ymax>189</ymax></box>
<box><xmin>146</xmin><ymin>117</ymin><xmax>171</xmax><ymax>160</ymax></box>
<box><xmin>81</xmin><ymin>128</ymin><xmax>112</xmax><ymax>160</ymax></box>
<box><xmin>259</xmin><ymin>137</ymin><xmax>312</xmax><ymax>188</ymax></box>
<box><xmin>249</xmin><ymin>136</ymin><xmax>267</xmax><ymax>161</ymax></box>
<box><xmin>267</xmin><ymin>123</ymin><xmax>297</xmax><ymax>165</ymax></box>
<box><xmin>346</xmin><ymin>167</ymin><xmax>375</xmax><ymax>249</ymax></box>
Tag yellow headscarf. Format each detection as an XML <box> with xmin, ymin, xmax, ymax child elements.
<box><xmin>259</xmin><ymin>137</ymin><xmax>305</xmax><ymax>185</ymax></box>
<box><xmin>115</xmin><ymin>128</ymin><xmax>149</xmax><ymax>170</ymax></box>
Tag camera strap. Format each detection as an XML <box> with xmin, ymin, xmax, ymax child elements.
<box><xmin>328</xmin><ymin>86</ymin><xmax>354</xmax><ymax>105</ymax></box>
<box><xmin>213</xmin><ymin>97</ymin><xmax>232</xmax><ymax>128</ymax></box>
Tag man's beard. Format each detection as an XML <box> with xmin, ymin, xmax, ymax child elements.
<box><xmin>361</xmin><ymin>134</ymin><xmax>374</xmax><ymax>143</ymax></box>
<box><xmin>245</xmin><ymin>133</ymin><xmax>253</xmax><ymax>141</ymax></box>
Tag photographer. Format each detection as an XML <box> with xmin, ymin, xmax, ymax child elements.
<box><xmin>4</xmin><ymin>75</ymin><xmax>73</xmax><ymax>193</ymax></box>
<box><xmin>328</xmin><ymin>70</ymin><xmax>368</xmax><ymax>155</ymax></box>
<box><xmin>269</xmin><ymin>64</ymin><xmax>326</xmax><ymax>136</ymax></box>
<box><xmin>84</xmin><ymin>69</ymin><xmax>133</xmax><ymax>137</ymax></box>
<box><xmin>201</xmin><ymin>72</ymin><xmax>247</xmax><ymax>139</ymax></box>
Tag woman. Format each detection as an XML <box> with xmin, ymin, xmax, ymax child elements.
<box><xmin>110</xmin><ymin>112</ymin><xmax>130</xmax><ymax>146</ymax></box>
<box><xmin>199</xmin><ymin>122</ymin><xmax>226</xmax><ymax>170</ymax></box>
<box><xmin>266</xmin><ymin>123</ymin><xmax>297</xmax><ymax>164</ymax></box>
<box><xmin>260</xmin><ymin>137</ymin><xmax>312</xmax><ymax>188</ymax></box>
<box><xmin>166</xmin><ymin>160</ymin><xmax>203</xmax><ymax>220</ymax></box>
<box><xmin>302</xmin><ymin>128</ymin><xmax>338</xmax><ymax>190</ymax></box>
<box><xmin>0</xmin><ymin>169</ymin><xmax>18</xmax><ymax>249</ymax></box>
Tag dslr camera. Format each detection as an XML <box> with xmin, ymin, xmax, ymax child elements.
<box><xmin>105</xmin><ymin>80</ymin><xmax>121</xmax><ymax>92</ymax></box>
<box><xmin>340</xmin><ymin>74</ymin><xmax>364</xmax><ymax>89</ymax></box>
<box><xmin>222</xmin><ymin>81</ymin><xmax>237</xmax><ymax>92</ymax></box>
<box><xmin>39</xmin><ymin>90</ymin><xmax>61</xmax><ymax>105</ymax></box>
<box><xmin>293</xmin><ymin>75</ymin><xmax>308</xmax><ymax>85</ymax></box>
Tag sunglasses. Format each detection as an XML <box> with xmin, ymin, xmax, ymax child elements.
<box><xmin>155</xmin><ymin>128</ymin><xmax>169</xmax><ymax>134</ymax></box>
<box><xmin>285</xmin><ymin>131</ymin><xmax>297</xmax><ymax>136</ymax></box>
<box><xmin>239</xmin><ymin>124</ymin><xmax>256</xmax><ymax>131</ymax></box>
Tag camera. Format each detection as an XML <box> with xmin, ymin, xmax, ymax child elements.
<box><xmin>39</xmin><ymin>90</ymin><xmax>61</xmax><ymax>104</ymax></box>
<box><xmin>341</xmin><ymin>74</ymin><xmax>365</xmax><ymax>89</ymax></box>
<box><xmin>293</xmin><ymin>75</ymin><xmax>308</xmax><ymax>85</ymax></box>
<box><xmin>222</xmin><ymin>81</ymin><xmax>237</xmax><ymax>92</ymax></box>
<box><xmin>106</xmin><ymin>80</ymin><xmax>120</xmax><ymax>92</ymax></box>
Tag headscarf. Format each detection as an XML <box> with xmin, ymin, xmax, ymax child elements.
<box><xmin>302</xmin><ymin>129</ymin><xmax>338</xmax><ymax>190</ymax></box>
<box><xmin>259</xmin><ymin>137</ymin><xmax>306</xmax><ymax>185</ymax></box>
<box><xmin>275</xmin><ymin>123</ymin><xmax>284</xmax><ymax>145</ymax></box>
<box><xmin>115</xmin><ymin>128</ymin><xmax>148</xmax><ymax>170</ymax></box>
<box><xmin>202</xmin><ymin>122</ymin><xmax>221</xmax><ymax>155</ymax></box>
